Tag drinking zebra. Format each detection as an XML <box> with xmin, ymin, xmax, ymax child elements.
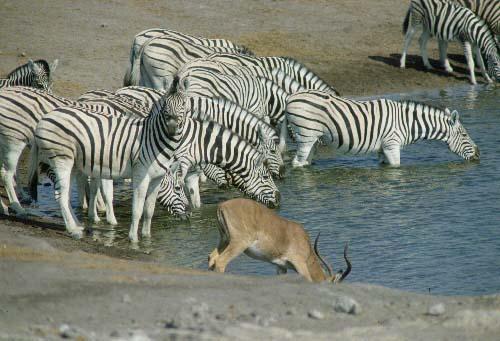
<box><xmin>400</xmin><ymin>0</ymin><xmax>500</xmax><ymax>84</ymax></box>
<box><xmin>124</xmin><ymin>34</ymin><xmax>252</xmax><ymax>89</ymax></box>
<box><xmin>284</xmin><ymin>90</ymin><xmax>480</xmax><ymax>167</ymax></box>
<box><xmin>203</xmin><ymin>53</ymin><xmax>339</xmax><ymax>95</ymax></box>
<box><xmin>454</xmin><ymin>0</ymin><xmax>499</xmax><ymax>37</ymax></box>
<box><xmin>0</xmin><ymin>59</ymin><xmax>58</xmax><ymax>92</ymax></box>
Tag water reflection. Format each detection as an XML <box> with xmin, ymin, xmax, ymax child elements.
<box><xmin>15</xmin><ymin>85</ymin><xmax>500</xmax><ymax>296</ymax></box>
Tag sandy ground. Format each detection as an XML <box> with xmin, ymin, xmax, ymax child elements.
<box><xmin>1</xmin><ymin>0</ymin><xmax>500</xmax><ymax>339</ymax></box>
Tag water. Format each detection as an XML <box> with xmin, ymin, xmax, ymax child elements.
<box><xmin>26</xmin><ymin>85</ymin><xmax>499</xmax><ymax>296</ymax></box>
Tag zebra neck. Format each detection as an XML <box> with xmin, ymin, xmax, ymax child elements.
<box><xmin>263</xmin><ymin>79</ymin><xmax>287</xmax><ymax>124</ymax></box>
<box><xmin>462</xmin><ymin>16</ymin><xmax>497</xmax><ymax>56</ymax></box>
<box><xmin>400</xmin><ymin>102</ymin><xmax>451</xmax><ymax>145</ymax></box>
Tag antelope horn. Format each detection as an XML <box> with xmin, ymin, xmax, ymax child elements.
<box><xmin>313</xmin><ymin>232</ymin><xmax>333</xmax><ymax>277</ymax></box>
<box><xmin>339</xmin><ymin>242</ymin><xmax>352</xmax><ymax>282</ymax></box>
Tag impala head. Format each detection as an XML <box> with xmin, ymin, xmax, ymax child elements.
<box><xmin>313</xmin><ymin>233</ymin><xmax>352</xmax><ymax>283</ymax></box>
<box><xmin>157</xmin><ymin>162</ymin><xmax>190</xmax><ymax>219</ymax></box>
<box><xmin>257</xmin><ymin>125</ymin><xmax>285</xmax><ymax>179</ymax></box>
<box><xmin>228</xmin><ymin>156</ymin><xmax>281</xmax><ymax>208</ymax></box>
<box><xmin>28</xmin><ymin>59</ymin><xmax>58</xmax><ymax>93</ymax></box>
<box><xmin>446</xmin><ymin>109</ymin><xmax>480</xmax><ymax>161</ymax></box>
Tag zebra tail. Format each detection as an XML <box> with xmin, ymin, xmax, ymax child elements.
<box><xmin>402</xmin><ymin>7</ymin><xmax>411</xmax><ymax>35</ymax></box>
<box><xmin>27</xmin><ymin>144</ymin><xmax>39</xmax><ymax>202</ymax></box>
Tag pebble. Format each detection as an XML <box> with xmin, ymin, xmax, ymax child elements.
<box><xmin>19</xmin><ymin>52</ymin><xmax>26</xmax><ymax>57</ymax></box>
<box><xmin>427</xmin><ymin>303</ymin><xmax>446</xmax><ymax>316</ymax></box>
<box><xmin>110</xmin><ymin>330</ymin><xmax>120</xmax><ymax>337</ymax></box>
<box><xmin>308</xmin><ymin>310</ymin><xmax>324</xmax><ymax>320</ymax></box>
<box><xmin>100</xmin><ymin>23</ymin><xmax>108</xmax><ymax>28</ymax></box>
<box><xmin>58</xmin><ymin>324</ymin><xmax>76</xmax><ymax>339</ymax></box>
<box><xmin>122</xmin><ymin>294</ymin><xmax>131</xmax><ymax>303</ymax></box>
<box><xmin>334</xmin><ymin>296</ymin><xmax>362</xmax><ymax>315</ymax></box>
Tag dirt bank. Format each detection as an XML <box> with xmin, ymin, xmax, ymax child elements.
<box><xmin>0</xmin><ymin>0</ymin><xmax>483</xmax><ymax>99</ymax></box>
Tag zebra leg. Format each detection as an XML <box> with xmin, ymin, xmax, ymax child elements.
<box><xmin>381</xmin><ymin>144</ymin><xmax>401</xmax><ymax>166</ymax></box>
<box><xmin>75</xmin><ymin>173</ymin><xmax>88</xmax><ymax>210</ymax></box>
<box><xmin>292</xmin><ymin>140</ymin><xmax>317</xmax><ymax>168</ymax></box>
<box><xmin>473</xmin><ymin>46</ymin><xmax>492</xmax><ymax>83</ymax></box>
<box><xmin>129</xmin><ymin>172</ymin><xmax>151</xmax><ymax>242</ymax></box>
<box><xmin>463</xmin><ymin>42</ymin><xmax>477</xmax><ymax>85</ymax></box>
<box><xmin>400</xmin><ymin>25</ymin><xmax>416</xmax><ymax>68</ymax></box>
<box><xmin>185</xmin><ymin>172</ymin><xmax>201</xmax><ymax>209</ymax></box>
<box><xmin>100</xmin><ymin>179</ymin><xmax>117</xmax><ymax>225</ymax></box>
<box><xmin>141</xmin><ymin>176</ymin><xmax>162</xmax><ymax>238</ymax></box>
<box><xmin>419</xmin><ymin>30</ymin><xmax>433</xmax><ymax>70</ymax></box>
<box><xmin>88</xmin><ymin>178</ymin><xmax>101</xmax><ymax>224</ymax></box>
<box><xmin>53</xmin><ymin>161</ymin><xmax>84</xmax><ymax>239</ymax></box>
<box><xmin>438</xmin><ymin>39</ymin><xmax>453</xmax><ymax>73</ymax></box>
<box><xmin>0</xmin><ymin>142</ymin><xmax>27</xmax><ymax>215</ymax></box>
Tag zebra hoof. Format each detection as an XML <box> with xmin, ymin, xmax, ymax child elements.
<box><xmin>128</xmin><ymin>233</ymin><xmax>139</xmax><ymax>243</ymax></box>
<box><xmin>69</xmin><ymin>228</ymin><xmax>84</xmax><ymax>240</ymax></box>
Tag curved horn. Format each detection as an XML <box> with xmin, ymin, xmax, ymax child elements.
<box><xmin>313</xmin><ymin>232</ymin><xmax>333</xmax><ymax>277</ymax></box>
<box><xmin>339</xmin><ymin>242</ymin><xmax>352</xmax><ymax>282</ymax></box>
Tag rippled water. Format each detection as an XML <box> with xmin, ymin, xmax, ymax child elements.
<box><xmin>26</xmin><ymin>85</ymin><xmax>499</xmax><ymax>296</ymax></box>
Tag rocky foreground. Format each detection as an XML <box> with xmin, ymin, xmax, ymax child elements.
<box><xmin>0</xmin><ymin>220</ymin><xmax>499</xmax><ymax>340</ymax></box>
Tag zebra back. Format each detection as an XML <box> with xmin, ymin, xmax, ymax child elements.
<box><xmin>205</xmin><ymin>53</ymin><xmax>339</xmax><ymax>95</ymax></box>
<box><xmin>454</xmin><ymin>0</ymin><xmax>500</xmax><ymax>35</ymax></box>
<box><xmin>115</xmin><ymin>86</ymin><xmax>165</xmax><ymax>109</ymax></box>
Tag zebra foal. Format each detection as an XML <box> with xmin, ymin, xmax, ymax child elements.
<box><xmin>400</xmin><ymin>0</ymin><xmax>500</xmax><ymax>84</ymax></box>
<box><xmin>0</xmin><ymin>59</ymin><xmax>58</xmax><ymax>92</ymax></box>
<box><xmin>284</xmin><ymin>90</ymin><xmax>480</xmax><ymax>167</ymax></box>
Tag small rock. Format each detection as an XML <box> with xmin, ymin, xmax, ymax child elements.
<box><xmin>427</xmin><ymin>303</ymin><xmax>446</xmax><ymax>316</ymax></box>
<box><xmin>164</xmin><ymin>319</ymin><xmax>178</xmax><ymax>329</ymax></box>
<box><xmin>285</xmin><ymin>308</ymin><xmax>296</xmax><ymax>316</ymax></box>
<box><xmin>308</xmin><ymin>310</ymin><xmax>324</xmax><ymax>320</ymax></box>
<box><xmin>58</xmin><ymin>324</ymin><xmax>76</xmax><ymax>338</ymax></box>
<box><xmin>334</xmin><ymin>296</ymin><xmax>362</xmax><ymax>315</ymax></box>
<box><xmin>110</xmin><ymin>330</ymin><xmax>120</xmax><ymax>337</ymax></box>
<box><xmin>122</xmin><ymin>294</ymin><xmax>131</xmax><ymax>303</ymax></box>
<box><xmin>19</xmin><ymin>52</ymin><xmax>26</xmax><ymax>57</ymax></box>
<box><xmin>100</xmin><ymin>23</ymin><xmax>108</xmax><ymax>28</ymax></box>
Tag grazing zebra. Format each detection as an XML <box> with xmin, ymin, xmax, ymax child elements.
<box><xmin>400</xmin><ymin>0</ymin><xmax>500</xmax><ymax>84</ymax></box>
<box><xmin>284</xmin><ymin>90</ymin><xmax>480</xmax><ymax>167</ymax></box>
<box><xmin>177</xmin><ymin>68</ymin><xmax>290</xmax><ymax>126</ymax></box>
<box><xmin>203</xmin><ymin>53</ymin><xmax>339</xmax><ymax>95</ymax></box>
<box><xmin>125</xmin><ymin>34</ymin><xmax>252</xmax><ymax>89</ymax></box>
<box><xmin>0</xmin><ymin>59</ymin><xmax>58</xmax><ymax>92</ymax></box>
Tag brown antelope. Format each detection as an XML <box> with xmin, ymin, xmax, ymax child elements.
<box><xmin>208</xmin><ymin>198</ymin><xmax>351</xmax><ymax>283</ymax></box>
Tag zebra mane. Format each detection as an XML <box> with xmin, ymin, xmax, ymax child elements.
<box><xmin>7</xmin><ymin>59</ymin><xmax>50</xmax><ymax>78</ymax></box>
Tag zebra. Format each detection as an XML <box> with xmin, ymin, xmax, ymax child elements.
<box><xmin>283</xmin><ymin>90</ymin><xmax>480</xmax><ymax>167</ymax></box>
<box><xmin>32</xmin><ymin>94</ymin><xmax>279</xmax><ymax>241</ymax></box>
<box><xmin>454</xmin><ymin>0</ymin><xmax>499</xmax><ymax>37</ymax></box>
<box><xmin>202</xmin><ymin>53</ymin><xmax>339</xmax><ymax>95</ymax></box>
<box><xmin>125</xmin><ymin>35</ymin><xmax>252</xmax><ymax>89</ymax></box>
<box><xmin>0</xmin><ymin>59</ymin><xmax>58</xmax><ymax>92</ymax></box>
<box><xmin>177</xmin><ymin>68</ymin><xmax>291</xmax><ymax>126</ymax></box>
<box><xmin>182</xmin><ymin>96</ymin><xmax>285</xmax><ymax>208</ymax></box>
<box><xmin>400</xmin><ymin>0</ymin><xmax>500</xmax><ymax>84</ymax></box>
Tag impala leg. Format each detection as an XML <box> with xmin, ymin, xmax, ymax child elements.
<box><xmin>290</xmin><ymin>259</ymin><xmax>313</xmax><ymax>282</ymax></box>
<box><xmin>208</xmin><ymin>248</ymin><xmax>219</xmax><ymax>270</ymax></box>
<box><xmin>463</xmin><ymin>41</ymin><xmax>477</xmax><ymax>85</ymax></box>
<box><xmin>129</xmin><ymin>172</ymin><xmax>150</xmax><ymax>242</ymax></box>
<box><xmin>0</xmin><ymin>142</ymin><xmax>27</xmax><ymax>215</ymax></box>
<box><xmin>213</xmin><ymin>242</ymin><xmax>247</xmax><ymax>273</ymax></box>
<box><xmin>400</xmin><ymin>25</ymin><xmax>416</xmax><ymax>68</ymax></box>
<box><xmin>438</xmin><ymin>39</ymin><xmax>453</xmax><ymax>72</ymax></box>
<box><xmin>419</xmin><ymin>30</ymin><xmax>433</xmax><ymax>70</ymax></box>
<box><xmin>100</xmin><ymin>179</ymin><xmax>117</xmax><ymax>225</ymax></box>
<box><xmin>141</xmin><ymin>176</ymin><xmax>162</xmax><ymax>239</ymax></box>
<box><xmin>276</xmin><ymin>266</ymin><xmax>288</xmax><ymax>275</ymax></box>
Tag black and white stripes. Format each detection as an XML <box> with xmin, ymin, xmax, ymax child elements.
<box><xmin>0</xmin><ymin>59</ymin><xmax>58</xmax><ymax>92</ymax></box>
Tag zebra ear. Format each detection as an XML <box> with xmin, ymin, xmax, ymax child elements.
<box><xmin>50</xmin><ymin>59</ymin><xmax>59</xmax><ymax>73</ymax></box>
<box><xmin>450</xmin><ymin>110</ymin><xmax>460</xmax><ymax>125</ymax></box>
<box><xmin>28</xmin><ymin>60</ymin><xmax>41</xmax><ymax>74</ymax></box>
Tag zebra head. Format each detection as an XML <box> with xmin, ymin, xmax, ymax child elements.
<box><xmin>229</xmin><ymin>155</ymin><xmax>281</xmax><ymax>208</ymax></box>
<box><xmin>202</xmin><ymin>164</ymin><xmax>230</xmax><ymax>189</ymax></box>
<box><xmin>486</xmin><ymin>53</ymin><xmax>500</xmax><ymax>82</ymax></box>
<box><xmin>257</xmin><ymin>125</ymin><xmax>285</xmax><ymax>179</ymax></box>
<box><xmin>446</xmin><ymin>110</ymin><xmax>480</xmax><ymax>161</ymax></box>
<box><xmin>158</xmin><ymin>76</ymin><xmax>187</xmax><ymax>135</ymax></box>
<box><xmin>28</xmin><ymin>59</ymin><xmax>58</xmax><ymax>93</ymax></box>
<box><xmin>157</xmin><ymin>166</ymin><xmax>190</xmax><ymax>219</ymax></box>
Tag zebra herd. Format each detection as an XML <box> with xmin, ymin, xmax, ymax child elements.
<box><xmin>0</xmin><ymin>0</ymin><xmax>492</xmax><ymax>244</ymax></box>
